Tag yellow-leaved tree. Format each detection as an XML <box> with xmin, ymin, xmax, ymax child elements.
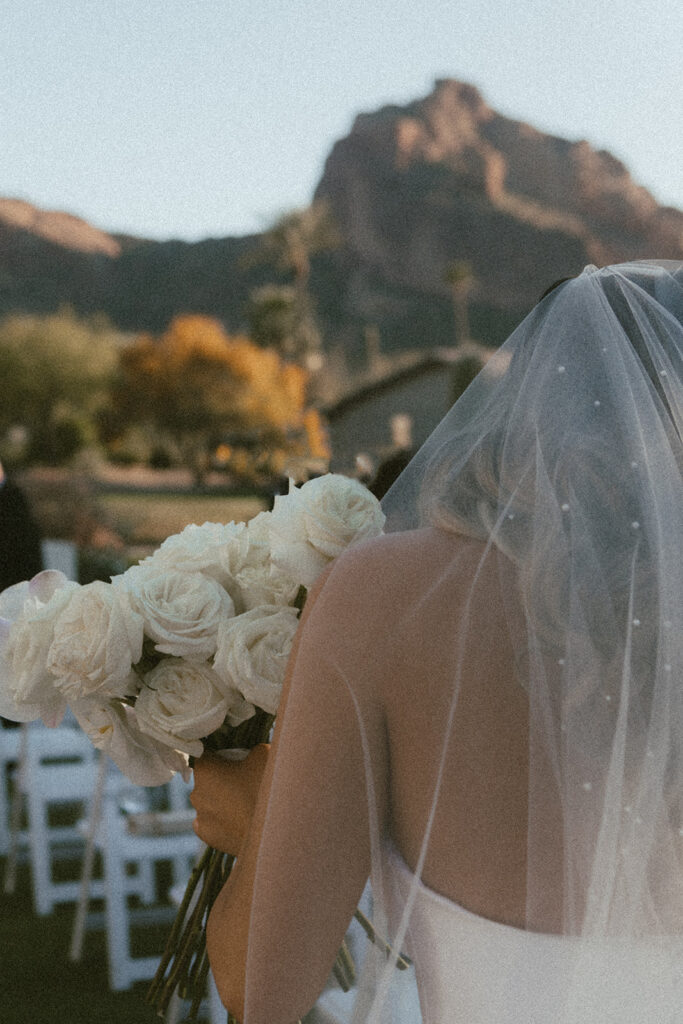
<box><xmin>112</xmin><ymin>315</ymin><xmax>328</xmax><ymax>483</ymax></box>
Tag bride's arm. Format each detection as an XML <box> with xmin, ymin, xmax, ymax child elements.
<box><xmin>191</xmin><ymin>744</ymin><xmax>270</xmax><ymax>854</ymax></box>
<box><xmin>204</xmin><ymin>560</ymin><xmax>388</xmax><ymax>1024</ymax></box>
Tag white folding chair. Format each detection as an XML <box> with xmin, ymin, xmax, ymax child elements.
<box><xmin>41</xmin><ymin>538</ymin><xmax>79</xmax><ymax>579</ymax></box>
<box><xmin>93</xmin><ymin>771</ymin><xmax>201</xmax><ymax>991</ymax></box>
<box><xmin>0</xmin><ymin>722</ymin><xmax>24</xmax><ymax>857</ymax></box>
<box><xmin>70</xmin><ymin>762</ymin><xmax>188</xmax><ymax>961</ymax></box>
<box><xmin>8</xmin><ymin>721</ymin><xmax>104</xmax><ymax>914</ymax></box>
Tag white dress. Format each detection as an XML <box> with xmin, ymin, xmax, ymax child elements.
<box><xmin>383</xmin><ymin>842</ymin><xmax>683</xmax><ymax>1024</ymax></box>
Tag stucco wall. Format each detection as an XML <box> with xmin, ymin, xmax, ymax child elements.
<box><xmin>328</xmin><ymin>365</ymin><xmax>455</xmax><ymax>473</ymax></box>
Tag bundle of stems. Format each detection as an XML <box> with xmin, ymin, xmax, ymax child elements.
<box><xmin>146</xmin><ymin>707</ymin><xmax>410</xmax><ymax>1022</ymax></box>
<box><xmin>146</xmin><ymin>709</ymin><xmax>274</xmax><ymax>1021</ymax></box>
<box><xmin>147</xmin><ymin>839</ymin><xmax>407</xmax><ymax>1023</ymax></box>
<box><xmin>146</xmin><ymin>836</ymin><xmax>356</xmax><ymax>1022</ymax></box>
<box><xmin>147</xmin><ymin>845</ymin><xmax>232</xmax><ymax>1020</ymax></box>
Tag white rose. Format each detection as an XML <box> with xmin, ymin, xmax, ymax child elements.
<box><xmin>134</xmin><ymin>659</ymin><xmax>233</xmax><ymax>757</ymax></box>
<box><xmin>269</xmin><ymin>474</ymin><xmax>385</xmax><ymax>587</ymax></box>
<box><xmin>213</xmin><ymin>605</ymin><xmax>300</xmax><ymax>715</ymax></box>
<box><xmin>47</xmin><ymin>580</ymin><xmax>144</xmax><ymax>702</ymax></box>
<box><xmin>1</xmin><ymin>571</ymin><xmax>79</xmax><ymax>722</ymax></box>
<box><xmin>138</xmin><ymin>520</ymin><xmax>248</xmax><ymax>587</ymax></box>
<box><xmin>215</xmin><ymin>518</ymin><xmax>253</xmax><ymax>577</ymax></box>
<box><xmin>233</xmin><ymin>563</ymin><xmax>300</xmax><ymax>611</ymax></box>
<box><xmin>71</xmin><ymin>696</ymin><xmax>189</xmax><ymax>786</ymax></box>
<box><xmin>217</xmin><ymin>512</ymin><xmax>298</xmax><ymax>612</ymax></box>
<box><xmin>123</xmin><ymin>565</ymin><xmax>234</xmax><ymax>660</ymax></box>
<box><xmin>0</xmin><ymin>578</ymin><xmax>32</xmax><ymax>620</ymax></box>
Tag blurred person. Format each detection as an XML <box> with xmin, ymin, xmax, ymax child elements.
<box><xmin>0</xmin><ymin>460</ymin><xmax>43</xmax><ymax>727</ymax></box>
<box><xmin>0</xmin><ymin>461</ymin><xmax>43</xmax><ymax>592</ymax></box>
<box><xmin>369</xmin><ymin>448</ymin><xmax>416</xmax><ymax>500</ymax></box>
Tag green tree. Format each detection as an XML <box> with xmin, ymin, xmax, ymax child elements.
<box><xmin>249</xmin><ymin>200</ymin><xmax>340</xmax><ymax>371</ymax></box>
<box><xmin>245</xmin><ymin>284</ymin><xmax>298</xmax><ymax>355</ymax></box>
<box><xmin>0</xmin><ymin>308</ymin><xmax>121</xmax><ymax>464</ymax></box>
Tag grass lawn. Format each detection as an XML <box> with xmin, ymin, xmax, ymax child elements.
<box><xmin>0</xmin><ymin>857</ymin><xmax>330</xmax><ymax>1024</ymax></box>
<box><xmin>97</xmin><ymin>493</ymin><xmax>267</xmax><ymax>546</ymax></box>
<box><xmin>0</xmin><ymin>859</ymin><xmax>177</xmax><ymax>1024</ymax></box>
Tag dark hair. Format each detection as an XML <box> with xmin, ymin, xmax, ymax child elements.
<box><xmin>537</xmin><ymin>276</ymin><xmax>575</xmax><ymax>303</ymax></box>
<box><xmin>370</xmin><ymin>449</ymin><xmax>416</xmax><ymax>500</ymax></box>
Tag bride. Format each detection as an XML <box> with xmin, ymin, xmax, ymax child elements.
<box><xmin>191</xmin><ymin>260</ymin><xmax>683</xmax><ymax>1023</ymax></box>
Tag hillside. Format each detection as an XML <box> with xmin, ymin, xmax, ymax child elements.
<box><xmin>1</xmin><ymin>79</ymin><xmax>680</xmax><ymax>361</ymax></box>
<box><xmin>313</xmin><ymin>79</ymin><xmax>681</xmax><ymax>357</ymax></box>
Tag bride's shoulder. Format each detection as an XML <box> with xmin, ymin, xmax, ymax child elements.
<box><xmin>350</xmin><ymin>524</ymin><xmax>483</xmax><ymax>562</ymax></box>
<box><xmin>322</xmin><ymin>525</ymin><xmax>485</xmax><ymax>600</ymax></box>
<box><xmin>300</xmin><ymin>527</ymin><xmax>495</xmax><ymax>672</ymax></box>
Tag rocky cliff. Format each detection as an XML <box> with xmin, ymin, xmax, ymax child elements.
<box><xmin>1</xmin><ymin>80</ymin><xmax>680</xmax><ymax>358</ymax></box>
<box><xmin>0</xmin><ymin>196</ymin><xmax>260</xmax><ymax>331</ymax></box>
<box><xmin>314</xmin><ymin>79</ymin><xmax>682</xmax><ymax>316</ymax></box>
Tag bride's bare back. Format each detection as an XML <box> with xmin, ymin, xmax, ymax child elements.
<box><xmin>318</xmin><ymin>525</ymin><xmax>563</xmax><ymax>931</ymax></box>
<box><xmin>372</xmin><ymin>528</ymin><xmax>532</xmax><ymax>927</ymax></box>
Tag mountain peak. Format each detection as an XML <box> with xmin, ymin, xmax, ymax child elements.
<box><xmin>315</xmin><ymin>79</ymin><xmax>682</xmax><ymax>308</ymax></box>
<box><xmin>0</xmin><ymin>197</ymin><xmax>120</xmax><ymax>257</ymax></box>
<box><xmin>0</xmin><ymin>80</ymin><xmax>680</xmax><ymax>351</ymax></box>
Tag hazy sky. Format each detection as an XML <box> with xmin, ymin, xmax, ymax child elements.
<box><xmin>2</xmin><ymin>0</ymin><xmax>681</xmax><ymax>241</ymax></box>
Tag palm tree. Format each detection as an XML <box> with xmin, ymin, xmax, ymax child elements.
<box><xmin>254</xmin><ymin>201</ymin><xmax>340</xmax><ymax>373</ymax></box>
<box><xmin>261</xmin><ymin>199</ymin><xmax>340</xmax><ymax>294</ymax></box>
<box><xmin>246</xmin><ymin>284</ymin><xmax>298</xmax><ymax>356</ymax></box>
<box><xmin>444</xmin><ymin>259</ymin><xmax>475</xmax><ymax>345</ymax></box>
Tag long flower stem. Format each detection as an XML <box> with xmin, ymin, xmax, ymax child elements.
<box><xmin>150</xmin><ymin>848</ymin><xmax>227</xmax><ymax>1017</ymax></box>
<box><xmin>147</xmin><ymin>846</ymin><xmax>213</xmax><ymax>1004</ymax></box>
<box><xmin>187</xmin><ymin>949</ymin><xmax>211</xmax><ymax>1020</ymax></box>
<box><xmin>332</xmin><ymin>938</ymin><xmax>356</xmax><ymax>991</ymax></box>
<box><xmin>353</xmin><ymin>908</ymin><xmax>412</xmax><ymax>969</ymax></box>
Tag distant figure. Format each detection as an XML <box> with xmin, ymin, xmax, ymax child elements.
<box><xmin>264</xmin><ymin>475</ymin><xmax>292</xmax><ymax>512</ymax></box>
<box><xmin>369</xmin><ymin>448</ymin><xmax>416</xmax><ymax>500</ymax></box>
<box><xmin>0</xmin><ymin>461</ymin><xmax>43</xmax><ymax>592</ymax></box>
<box><xmin>0</xmin><ymin>461</ymin><xmax>43</xmax><ymax>726</ymax></box>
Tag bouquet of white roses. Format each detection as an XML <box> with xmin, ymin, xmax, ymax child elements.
<box><xmin>0</xmin><ymin>474</ymin><xmax>387</xmax><ymax>1020</ymax></box>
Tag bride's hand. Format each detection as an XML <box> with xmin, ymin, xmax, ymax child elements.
<box><xmin>190</xmin><ymin>744</ymin><xmax>270</xmax><ymax>854</ymax></box>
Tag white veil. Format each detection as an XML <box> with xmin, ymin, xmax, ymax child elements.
<box><xmin>242</xmin><ymin>260</ymin><xmax>683</xmax><ymax>1023</ymax></box>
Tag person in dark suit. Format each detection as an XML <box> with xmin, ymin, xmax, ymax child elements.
<box><xmin>0</xmin><ymin>461</ymin><xmax>43</xmax><ymax>593</ymax></box>
<box><xmin>0</xmin><ymin>461</ymin><xmax>43</xmax><ymax>727</ymax></box>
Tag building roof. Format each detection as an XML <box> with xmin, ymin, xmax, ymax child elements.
<box><xmin>324</xmin><ymin>342</ymin><xmax>494</xmax><ymax>419</ymax></box>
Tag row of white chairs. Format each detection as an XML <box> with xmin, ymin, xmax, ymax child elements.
<box><xmin>0</xmin><ymin>719</ymin><xmax>224</xmax><ymax>1020</ymax></box>
<box><xmin>1</xmin><ymin>718</ymin><xmax>368</xmax><ymax>1023</ymax></box>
